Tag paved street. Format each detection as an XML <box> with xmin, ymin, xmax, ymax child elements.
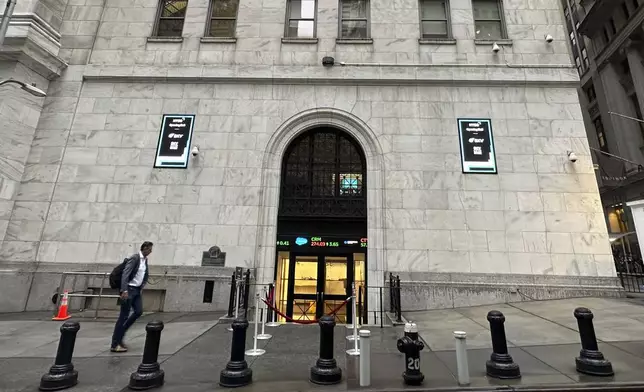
<box><xmin>2</xmin><ymin>297</ymin><xmax>644</xmax><ymax>391</ymax></box>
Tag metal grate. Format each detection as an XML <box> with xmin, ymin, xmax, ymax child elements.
<box><xmin>279</xmin><ymin>129</ymin><xmax>366</xmax><ymax>218</ymax></box>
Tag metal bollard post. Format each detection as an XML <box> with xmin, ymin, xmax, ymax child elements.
<box><xmin>256</xmin><ymin>287</ymin><xmax>272</xmax><ymax>340</ymax></box>
<box><xmin>220</xmin><ymin>318</ymin><xmax>253</xmax><ymax>387</ymax></box>
<box><xmin>389</xmin><ymin>273</ymin><xmax>394</xmax><ymax>313</ymax></box>
<box><xmin>227</xmin><ymin>273</ymin><xmax>236</xmax><ymax>318</ymax></box>
<box><xmin>266</xmin><ymin>283</ymin><xmax>274</xmax><ymax>324</ymax></box>
<box><xmin>359</xmin><ymin>330</ymin><xmax>371</xmax><ymax>387</ymax></box>
<box><xmin>397</xmin><ymin>322</ymin><xmax>424</xmax><ymax>385</ymax></box>
<box><xmin>40</xmin><ymin>321</ymin><xmax>80</xmax><ymax>391</ymax></box>
<box><xmin>227</xmin><ymin>281</ymin><xmax>242</xmax><ymax>332</ymax></box>
<box><xmin>573</xmin><ymin>307</ymin><xmax>613</xmax><ymax>376</ymax></box>
<box><xmin>129</xmin><ymin>321</ymin><xmax>165</xmax><ymax>390</ymax></box>
<box><xmin>395</xmin><ymin>276</ymin><xmax>402</xmax><ymax>323</ymax></box>
<box><xmin>245</xmin><ymin>293</ymin><xmax>266</xmax><ymax>356</ymax></box>
<box><xmin>310</xmin><ymin>315</ymin><xmax>342</xmax><ymax>385</ymax></box>
<box><xmin>266</xmin><ymin>283</ymin><xmax>280</xmax><ymax>327</ymax></box>
<box><xmin>243</xmin><ymin>269</ymin><xmax>251</xmax><ymax>319</ymax></box>
<box><xmin>485</xmin><ymin>310</ymin><xmax>520</xmax><ymax>379</ymax></box>
<box><xmin>454</xmin><ymin>331</ymin><xmax>470</xmax><ymax>386</ymax></box>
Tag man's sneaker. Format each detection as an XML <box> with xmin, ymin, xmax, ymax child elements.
<box><xmin>110</xmin><ymin>345</ymin><xmax>128</xmax><ymax>353</ymax></box>
<box><xmin>120</xmin><ymin>342</ymin><xmax>128</xmax><ymax>350</ymax></box>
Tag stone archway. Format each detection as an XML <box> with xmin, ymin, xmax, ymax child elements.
<box><xmin>254</xmin><ymin>108</ymin><xmax>387</xmax><ymax>292</ymax></box>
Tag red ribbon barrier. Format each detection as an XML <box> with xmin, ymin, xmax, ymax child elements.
<box><xmin>261</xmin><ymin>297</ymin><xmax>348</xmax><ymax>325</ymax></box>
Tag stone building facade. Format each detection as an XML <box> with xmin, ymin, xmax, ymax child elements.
<box><xmin>0</xmin><ymin>0</ymin><xmax>622</xmax><ymax>315</ymax></box>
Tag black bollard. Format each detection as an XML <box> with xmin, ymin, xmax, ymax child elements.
<box><xmin>220</xmin><ymin>318</ymin><xmax>253</xmax><ymax>387</ymax></box>
<box><xmin>397</xmin><ymin>322</ymin><xmax>425</xmax><ymax>385</ymax></box>
<box><xmin>267</xmin><ymin>283</ymin><xmax>274</xmax><ymax>323</ymax></box>
<box><xmin>395</xmin><ymin>275</ymin><xmax>402</xmax><ymax>323</ymax></box>
<box><xmin>389</xmin><ymin>273</ymin><xmax>394</xmax><ymax>313</ymax></box>
<box><xmin>485</xmin><ymin>310</ymin><xmax>520</xmax><ymax>379</ymax></box>
<box><xmin>40</xmin><ymin>321</ymin><xmax>80</xmax><ymax>391</ymax></box>
<box><xmin>227</xmin><ymin>273</ymin><xmax>236</xmax><ymax>318</ymax></box>
<box><xmin>129</xmin><ymin>321</ymin><xmax>165</xmax><ymax>390</ymax></box>
<box><xmin>243</xmin><ymin>269</ymin><xmax>251</xmax><ymax>319</ymax></box>
<box><xmin>574</xmin><ymin>307</ymin><xmax>613</xmax><ymax>376</ymax></box>
<box><xmin>310</xmin><ymin>315</ymin><xmax>342</xmax><ymax>385</ymax></box>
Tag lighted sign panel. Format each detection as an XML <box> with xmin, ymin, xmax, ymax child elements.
<box><xmin>276</xmin><ymin>236</ymin><xmax>367</xmax><ymax>249</ymax></box>
<box><xmin>154</xmin><ymin>114</ymin><xmax>195</xmax><ymax>169</ymax></box>
<box><xmin>457</xmin><ymin>118</ymin><xmax>497</xmax><ymax>174</ymax></box>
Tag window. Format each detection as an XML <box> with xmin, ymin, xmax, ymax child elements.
<box><xmin>473</xmin><ymin>0</ymin><xmax>506</xmax><ymax>40</ymax></box>
<box><xmin>585</xmin><ymin>84</ymin><xmax>596</xmax><ymax>102</ymax></box>
<box><xmin>570</xmin><ymin>31</ymin><xmax>576</xmax><ymax>46</ymax></box>
<box><xmin>207</xmin><ymin>0</ymin><xmax>239</xmax><ymax>37</ymax></box>
<box><xmin>286</xmin><ymin>0</ymin><xmax>316</xmax><ymax>38</ymax></box>
<box><xmin>575</xmin><ymin>56</ymin><xmax>582</xmax><ymax>73</ymax></box>
<box><xmin>153</xmin><ymin>0</ymin><xmax>187</xmax><ymax>37</ymax></box>
<box><xmin>594</xmin><ymin>117</ymin><xmax>609</xmax><ymax>153</ymax></box>
<box><xmin>339</xmin><ymin>0</ymin><xmax>369</xmax><ymax>39</ymax></box>
<box><xmin>419</xmin><ymin>0</ymin><xmax>450</xmax><ymax>39</ymax></box>
<box><xmin>582</xmin><ymin>47</ymin><xmax>589</xmax><ymax>67</ymax></box>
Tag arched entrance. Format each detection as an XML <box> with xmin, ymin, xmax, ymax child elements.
<box><xmin>273</xmin><ymin>128</ymin><xmax>367</xmax><ymax>323</ymax></box>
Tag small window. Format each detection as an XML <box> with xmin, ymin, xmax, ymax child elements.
<box><xmin>575</xmin><ymin>56</ymin><xmax>582</xmax><ymax>73</ymax></box>
<box><xmin>419</xmin><ymin>0</ymin><xmax>450</xmax><ymax>39</ymax></box>
<box><xmin>153</xmin><ymin>0</ymin><xmax>188</xmax><ymax>37</ymax></box>
<box><xmin>582</xmin><ymin>47</ymin><xmax>589</xmax><ymax>67</ymax></box>
<box><xmin>207</xmin><ymin>0</ymin><xmax>239</xmax><ymax>37</ymax></box>
<box><xmin>585</xmin><ymin>83</ymin><xmax>597</xmax><ymax>102</ymax></box>
<box><xmin>339</xmin><ymin>0</ymin><xmax>369</xmax><ymax>39</ymax></box>
<box><xmin>473</xmin><ymin>0</ymin><xmax>506</xmax><ymax>40</ymax></box>
<box><xmin>286</xmin><ymin>0</ymin><xmax>316</xmax><ymax>38</ymax></box>
<box><xmin>594</xmin><ymin>117</ymin><xmax>609</xmax><ymax>153</ymax></box>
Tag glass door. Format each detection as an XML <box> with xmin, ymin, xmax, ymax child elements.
<box><xmin>323</xmin><ymin>256</ymin><xmax>350</xmax><ymax>323</ymax></box>
<box><xmin>289</xmin><ymin>255</ymin><xmax>322</xmax><ymax>321</ymax></box>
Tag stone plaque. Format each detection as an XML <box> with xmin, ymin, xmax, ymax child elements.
<box><xmin>201</xmin><ymin>246</ymin><xmax>226</xmax><ymax>266</ymax></box>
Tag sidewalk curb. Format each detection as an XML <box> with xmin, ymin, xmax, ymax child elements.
<box><xmin>350</xmin><ymin>382</ymin><xmax>644</xmax><ymax>392</ymax></box>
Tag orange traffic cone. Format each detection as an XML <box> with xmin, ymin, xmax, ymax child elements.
<box><xmin>53</xmin><ymin>291</ymin><xmax>72</xmax><ymax>321</ymax></box>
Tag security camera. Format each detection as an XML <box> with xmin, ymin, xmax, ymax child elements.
<box><xmin>191</xmin><ymin>145</ymin><xmax>200</xmax><ymax>157</ymax></box>
<box><xmin>567</xmin><ymin>151</ymin><xmax>577</xmax><ymax>163</ymax></box>
<box><xmin>545</xmin><ymin>34</ymin><xmax>554</xmax><ymax>43</ymax></box>
<box><xmin>492</xmin><ymin>43</ymin><xmax>501</xmax><ymax>53</ymax></box>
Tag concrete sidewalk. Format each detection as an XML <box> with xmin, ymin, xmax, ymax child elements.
<box><xmin>1</xmin><ymin>297</ymin><xmax>644</xmax><ymax>391</ymax></box>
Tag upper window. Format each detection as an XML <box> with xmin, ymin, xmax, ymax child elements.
<box><xmin>419</xmin><ymin>0</ymin><xmax>450</xmax><ymax>39</ymax></box>
<box><xmin>207</xmin><ymin>0</ymin><xmax>239</xmax><ymax>37</ymax></box>
<box><xmin>472</xmin><ymin>0</ymin><xmax>506</xmax><ymax>40</ymax></box>
<box><xmin>153</xmin><ymin>0</ymin><xmax>187</xmax><ymax>37</ymax></box>
<box><xmin>339</xmin><ymin>0</ymin><xmax>369</xmax><ymax>39</ymax></box>
<box><xmin>286</xmin><ymin>0</ymin><xmax>316</xmax><ymax>38</ymax></box>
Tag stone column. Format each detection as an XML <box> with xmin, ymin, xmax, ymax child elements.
<box><xmin>626</xmin><ymin>199</ymin><xmax>644</xmax><ymax>258</ymax></box>
<box><xmin>626</xmin><ymin>45</ymin><xmax>644</xmax><ymax>119</ymax></box>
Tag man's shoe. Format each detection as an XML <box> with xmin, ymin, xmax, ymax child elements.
<box><xmin>120</xmin><ymin>342</ymin><xmax>128</xmax><ymax>350</ymax></box>
<box><xmin>110</xmin><ymin>345</ymin><xmax>128</xmax><ymax>353</ymax></box>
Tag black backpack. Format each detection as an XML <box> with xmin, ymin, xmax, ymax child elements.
<box><xmin>109</xmin><ymin>258</ymin><xmax>129</xmax><ymax>289</ymax></box>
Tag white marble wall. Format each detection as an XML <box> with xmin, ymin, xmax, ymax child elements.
<box><xmin>0</xmin><ymin>81</ymin><xmax>614</xmax><ymax>281</ymax></box>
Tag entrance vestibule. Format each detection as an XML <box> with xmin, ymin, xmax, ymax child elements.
<box><xmin>274</xmin><ymin>128</ymin><xmax>368</xmax><ymax>324</ymax></box>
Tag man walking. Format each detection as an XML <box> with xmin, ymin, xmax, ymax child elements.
<box><xmin>111</xmin><ymin>241</ymin><xmax>153</xmax><ymax>352</ymax></box>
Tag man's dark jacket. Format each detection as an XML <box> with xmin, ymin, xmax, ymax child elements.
<box><xmin>120</xmin><ymin>253</ymin><xmax>149</xmax><ymax>293</ymax></box>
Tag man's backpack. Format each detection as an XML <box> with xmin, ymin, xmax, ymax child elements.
<box><xmin>109</xmin><ymin>258</ymin><xmax>129</xmax><ymax>290</ymax></box>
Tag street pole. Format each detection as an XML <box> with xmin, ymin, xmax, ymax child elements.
<box><xmin>0</xmin><ymin>0</ymin><xmax>18</xmax><ymax>46</ymax></box>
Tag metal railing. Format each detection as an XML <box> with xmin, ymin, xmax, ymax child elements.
<box><xmin>618</xmin><ymin>272</ymin><xmax>644</xmax><ymax>293</ymax></box>
<box><xmin>53</xmin><ymin>271</ymin><xmax>236</xmax><ymax>319</ymax></box>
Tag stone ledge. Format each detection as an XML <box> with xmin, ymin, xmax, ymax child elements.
<box><xmin>147</xmin><ymin>36</ymin><xmax>184</xmax><ymax>43</ymax></box>
<box><xmin>281</xmin><ymin>37</ymin><xmax>318</xmax><ymax>44</ymax></box>
<box><xmin>336</xmin><ymin>38</ymin><xmax>373</xmax><ymax>44</ymax></box>
<box><xmin>200</xmin><ymin>37</ymin><xmax>237</xmax><ymax>43</ymax></box>
<box><xmin>418</xmin><ymin>38</ymin><xmax>457</xmax><ymax>45</ymax></box>
<box><xmin>81</xmin><ymin>63</ymin><xmax>580</xmax><ymax>87</ymax></box>
<box><xmin>475</xmin><ymin>38</ymin><xmax>513</xmax><ymax>46</ymax></box>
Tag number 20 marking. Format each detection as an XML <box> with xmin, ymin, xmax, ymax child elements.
<box><xmin>407</xmin><ymin>357</ymin><xmax>420</xmax><ymax>370</ymax></box>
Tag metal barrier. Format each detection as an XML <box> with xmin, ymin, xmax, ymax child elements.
<box><xmin>53</xmin><ymin>271</ymin><xmax>239</xmax><ymax>319</ymax></box>
<box><xmin>618</xmin><ymin>272</ymin><xmax>644</xmax><ymax>293</ymax></box>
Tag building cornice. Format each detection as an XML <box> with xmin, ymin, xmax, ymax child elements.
<box><xmin>578</xmin><ymin>0</ymin><xmax>609</xmax><ymax>35</ymax></box>
<box><xmin>0</xmin><ymin>13</ymin><xmax>67</xmax><ymax>79</ymax></box>
<box><xmin>592</xmin><ymin>7</ymin><xmax>644</xmax><ymax>71</ymax></box>
<box><xmin>82</xmin><ymin>64</ymin><xmax>580</xmax><ymax>87</ymax></box>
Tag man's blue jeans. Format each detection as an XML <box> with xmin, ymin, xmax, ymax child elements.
<box><xmin>111</xmin><ymin>285</ymin><xmax>143</xmax><ymax>348</ymax></box>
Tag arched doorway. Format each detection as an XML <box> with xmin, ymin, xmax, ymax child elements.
<box><xmin>273</xmin><ymin>128</ymin><xmax>368</xmax><ymax>323</ymax></box>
